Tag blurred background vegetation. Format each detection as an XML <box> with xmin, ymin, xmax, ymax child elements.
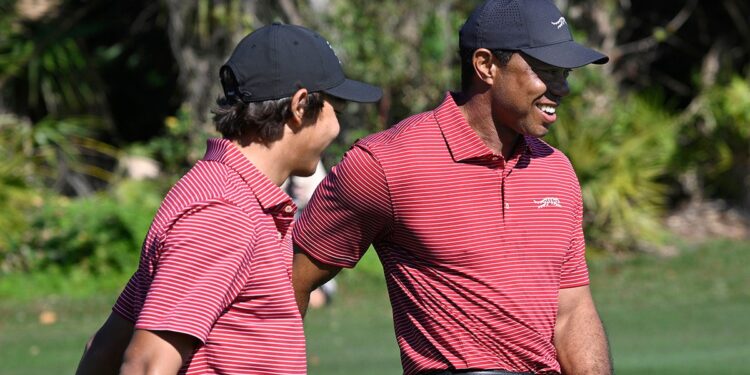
<box><xmin>1</xmin><ymin>0</ymin><xmax>748</xmax><ymax>273</ymax></box>
<box><xmin>0</xmin><ymin>0</ymin><xmax>748</xmax><ymax>374</ymax></box>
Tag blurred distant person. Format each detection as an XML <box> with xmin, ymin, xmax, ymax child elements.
<box><xmin>76</xmin><ymin>23</ymin><xmax>381</xmax><ymax>375</ymax></box>
<box><xmin>283</xmin><ymin>160</ymin><xmax>327</xmax><ymax>211</ymax></box>
<box><xmin>292</xmin><ymin>1</ymin><xmax>612</xmax><ymax>374</ymax></box>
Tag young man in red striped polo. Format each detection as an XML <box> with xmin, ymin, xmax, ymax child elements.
<box><xmin>75</xmin><ymin>23</ymin><xmax>381</xmax><ymax>375</ymax></box>
<box><xmin>293</xmin><ymin>1</ymin><xmax>612</xmax><ymax>374</ymax></box>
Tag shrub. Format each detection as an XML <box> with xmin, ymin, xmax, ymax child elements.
<box><xmin>5</xmin><ymin>179</ymin><xmax>165</xmax><ymax>274</ymax></box>
<box><xmin>549</xmin><ymin>69</ymin><xmax>678</xmax><ymax>252</ymax></box>
<box><xmin>672</xmin><ymin>75</ymin><xmax>750</xmax><ymax>207</ymax></box>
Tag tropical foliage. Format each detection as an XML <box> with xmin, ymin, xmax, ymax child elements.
<box><xmin>0</xmin><ymin>0</ymin><xmax>748</xmax><ymax>274</ymax></box>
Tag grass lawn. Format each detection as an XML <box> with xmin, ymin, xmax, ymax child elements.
<box><xmin>589</xmin><ymin>239</ymin><xmax>750</xmax><ymax>374</ymax></box>
<box><xmin>0</xmin><ymin>273</ymin><xmax>127</xmax><ymax>375</ymax></box>
<box><xmin>0</xmin><ymin>240</ymin><xmax>748</xmax><ymax>374</ymax></box>
<box><xmin>304</xmin><ymin>271</ymin><xmax>402</xmax><ymax>375</ymax></box>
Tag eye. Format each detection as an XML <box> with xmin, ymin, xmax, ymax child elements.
<box><xmin>534</xmin><ymin>66</ymin><xmax>571</xmax><ymax>79</ymax></box>
<box><xmin>327</xmin><ymin>97</ymin><xmax>347</xmax><ymax>114</ymax></box>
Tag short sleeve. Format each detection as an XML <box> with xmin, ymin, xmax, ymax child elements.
<box><xmin>112</xmin><ymin>273</ymin><xmax>139</xmax><ymax>323</ymax></box>
<box><xmin>293</xmin><ymin>145</ymin><xmax>393</xmax><ymax>268</ymax></box>
<box><xmin>560</xmin><ymin>181</ymin><xmax>590</xmax><ymax>289</ymax></box>
<box><xmin>135</xmin><ymin>202</ymin><xmax>257</xmax><ymax>343</ymax></box>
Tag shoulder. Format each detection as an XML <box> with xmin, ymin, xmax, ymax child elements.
<box><xmin>160</xmin><ymin>200</ymin><xmax>259</xmax><ymax>257</ymax></box>
<box><xmin>356</xmin><ymin>110</ymin><xmax>436</xmax><ymax>152</ymax></box>
<box><xmin>152</xmin><ymin>168</ymin><xmax>261</xmax><ymax>239</ymax></box>
<box><xmin>526</xmin><ymin>137</ymin><xmax>575</xmax><ymax>169</ymax></box>
<box><xmin>163</xmin><ymin>161</ymin><xmax>230</xmax><ymax>206</ymax></box>
<box><xmin>523</xmin><ymin>137</ymin><xmax>581</xmax><ymax>188</ymax></box>
<box><xmin>164</xmin><ymin>198</ymin><xmax>257</xmax><ymax>232</ymax></box>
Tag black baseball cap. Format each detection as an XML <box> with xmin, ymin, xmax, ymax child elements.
<box><xmin>221</xmin><ymin>23</ymin><xmax>382</xmax><ymax>103</ymax></box>
<box><xmin>459</xmin><ymin>0</ymin><xmax>608</xmax><ymax>69</ymax></box>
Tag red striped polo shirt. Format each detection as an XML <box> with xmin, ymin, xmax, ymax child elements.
<box><xmin>294</xmin><ymin>93</ymin><xmax>589</xmax><ymax>374</ymax></box>
<box><xmin>114</xmin><ymin>138</ymin><xmax>305</xmax><ymax>374</ymax></box>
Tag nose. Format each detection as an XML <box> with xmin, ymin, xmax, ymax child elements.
<box><xmin>544</xmin><ymin>73</ymin><xmax>570</xmax><ymax>99</ymax></box>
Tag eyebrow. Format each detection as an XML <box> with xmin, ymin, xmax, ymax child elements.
<box><xmin>522</xmin><ymin>55</ymin><xmax>552</xmax><ymax>68</ymax></box>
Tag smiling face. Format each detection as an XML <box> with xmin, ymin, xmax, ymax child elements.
<box><xmin>489</xmin><ymin>52</ymin><xmax>571</xmax><ymax>138</ymax></box>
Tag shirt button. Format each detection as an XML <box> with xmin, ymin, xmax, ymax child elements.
<box><xmin>504</xmin><ymin>203</ymin><xmax>510</xmax><ymax>209</ymax></box>
<box><xmin>491</xmin><ymin>156</ymin><xmax>499</xmax><ymax>161</ymax></box>
<box><xmin>283</xmin><ymin>205</ymin><xmax>293</xmax><ymax>213</ymax></box>
<box><xmin>278</xmin><ymin>232</ymin><xmax>283</xmax><ymax>240</ymax></box>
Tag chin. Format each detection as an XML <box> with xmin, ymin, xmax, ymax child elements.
<box><xmin>533</xmin><ymin>123</ymin><xmax>552</xmax><ymax>138</ymax></box>
<box><xmin>290</xmin><ymin>163</ymin><xmax>317</xmax><ymax>177</ymax></box>
<box><xmin>524</xmin><ymin>128</ymin><xmax>549</xmax><ymax>138</ymax></box>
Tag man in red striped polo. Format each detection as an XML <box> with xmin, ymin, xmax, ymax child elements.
<box><xmin>75</xmin><ymin>23</ymin><xmax>381</xmax><ymax>375</ymax></box>
<box><xmin>293</xmin><ymin>1</ymin><xmax>612</xmax><ymax>374</ymax></box>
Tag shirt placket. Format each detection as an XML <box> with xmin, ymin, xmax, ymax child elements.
<box><xmin>501</xmin><ymin>148</ymin><xmax>527</xmax><ymax>223</ymax></box>
<box><xmin>488</xmin><ymin>151</ymin><xmax>522</xmax><ymax>222</ymax></box>
<box><xmin>481</xmin><ymin>155</ymin><xmax>508</xmax><ymax>222</ymax></box>
<box><xmin>501</xmin><ymin>167</ymin><xmax>513</xmax><ymax>221</ymax></box>
<box><xmin>272</xmin><ymin>203</ymin><xmax>295</xmax><ymax>241</ymax></box>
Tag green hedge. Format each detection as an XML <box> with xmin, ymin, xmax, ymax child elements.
<box><xmin>2</xmin><ymin>179</ymin><xmax>165</xmax><ymax>274</ymax></box>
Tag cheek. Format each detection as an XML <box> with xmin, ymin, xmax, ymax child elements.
<box><xmin>321</xmin><ymin>110</ymin><xmax>340</xmax><ymax>140</ymax></box>
<box><xmin>314</xmin><ymin>112</ymin><xmax>340</xmax><ymax>148</ymax></box>
<box><xmin>330</xmin><ymin>118</ymin><xmax>340</xmax><ymax>139</ymax></box>
<box><xmin>529</xmin><ymin>74</ymin><xmax>548</xmax><ymax>95</ymax></box>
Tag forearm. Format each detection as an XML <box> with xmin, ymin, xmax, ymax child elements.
<box><xmin>555</xmin><ymin>286</ymin><xmax>612</xmax><ymax>375</ymax></box>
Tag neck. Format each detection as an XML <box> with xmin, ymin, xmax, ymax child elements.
<box><xmin>232</xmin><ymin>138</ymin><xmax>290</xmax><ymax>186</ymax></box>
<box><xmin>455</xmin><ymin>91</ymin><xmax>520</xmax><ymax>160</ymax></box>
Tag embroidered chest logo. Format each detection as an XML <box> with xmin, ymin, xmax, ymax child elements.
<box><xmin>551</xmin><ymin>17</ymin><xmax>567</xmax><ymax>29</ymax></box>
<box><xmin>534</xmin><ymin>197</ymin><xmax>562</xmax><ymax>208</ymax></box>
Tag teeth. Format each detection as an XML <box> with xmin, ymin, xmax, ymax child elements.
<box><xmin>538</xmin><ymin>105</ymin><xmax>556</xmax><ymax>115</ymax></box>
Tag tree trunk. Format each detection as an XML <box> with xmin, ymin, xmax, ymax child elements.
<box><xmin>162</xmin><ymin>0</ymin><xmax>260</xmax><ymax>159</ymax></box>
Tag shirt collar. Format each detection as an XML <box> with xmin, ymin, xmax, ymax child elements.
<box><xmin>203</xmin><ymin>138</ymin><xmax>296</xmax><ymax>215</ymax></box>
<box><xmin>434</xmin><ymin>92</ymin><xmax>531</xmax><ymax>163</ymax></box>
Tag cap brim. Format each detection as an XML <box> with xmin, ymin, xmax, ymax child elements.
<box><xmin>522</xmin><ymin>41</ymin><xmax>608</xmax><ymax>69</ymax></box>
<box><xmin>324</xmin><ymin>79</ymin><xmax>383</xmax><ymax>103</ymax></box>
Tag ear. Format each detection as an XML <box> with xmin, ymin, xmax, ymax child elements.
<box><xmin>472</xmin><ymin>48</ymin><xmax>496</xmax><ymax>85</ymax></box>
<box><xmin>289</xmin><ymin>88</ymin><xmax>309</xmax><ymax>126</ymax></box>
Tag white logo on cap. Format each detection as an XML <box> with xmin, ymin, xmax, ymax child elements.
<box><xmin>551</xmin><ymin>17</ymin><xmax>567</xmax><ymax>29</ymax></box>
<box><xmin>325</xmin><ymin>40</ymin><xmax>342</xmax><ymax>64</ymax></box>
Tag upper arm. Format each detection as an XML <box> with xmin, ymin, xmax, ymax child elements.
<box><xmin>293</xmin><ymin>247</ymin><xmax>342</xmax><ymax>292</ymax></box>
<box><xmin>75</xmin><ymin>312</ymin><xmax>134</xmax><ymax>375</ymax></box>
<box><xmin>560</xmin><ymin>179</ymin><xmax>589</xmax><ymax>288</ymax></box>
<box><xmin>557</xmin><ymin>285</ymin><xmax>596</xmax><ymax>324</ymax></box>
<box><xmin>292</xmin><ymin>249</ymin><xmax>342</xmax><ymax>316</ymax></box>
<box><xmin>119</xmin><ymin>329</ymin><xmax>198</xmax><ymax>375</ymax></box>
<box><xmin>555</xmin><ymin>286</ymin><xmax>612</xmax><ymax>374</ymax></box>
<box><xmin>555</xmin><ymin>285</ymin><xmax>600</xmax><ymax>350</ymax></box>
<box><xmin>293</xmin><ymin>145</ymin><xmax>393</xmax><ymax>267</ymax></box>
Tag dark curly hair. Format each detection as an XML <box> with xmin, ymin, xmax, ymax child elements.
<box><xmin>459</xmin><ymin>48</ymin><xmax>514</xmax><ymax>91</ymax></box>
<box><xmin>212</xmin><ymin>92</ymin><xmax>325</xmax><ymax>143</ymax></box>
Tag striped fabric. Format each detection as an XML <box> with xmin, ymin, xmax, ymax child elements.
<box><xmin>294</xmin><ymin>93</ymin><xmax>589</xmax><ymax>374</ymax></box>
<box><xmin>114</xmin><ymin>138</ymin><xmax>305</xmax><ymax>374</ymax></box>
